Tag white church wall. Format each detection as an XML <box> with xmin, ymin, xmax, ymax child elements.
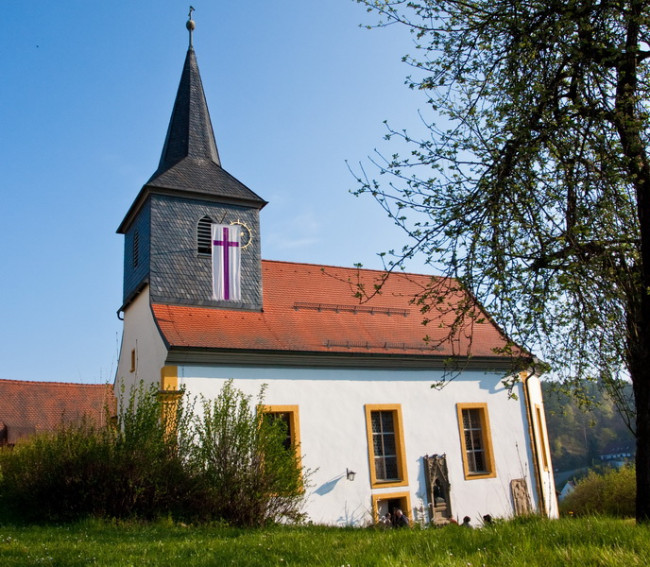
<box><xmin>175</xmin><ymin>363</ymin><xmax>541</xmax><ymax>526</ymax></box>
<box><xmin>115</xmin><ymin>286</ymin><xmax>169</xmax><ymax>394</ymax></box>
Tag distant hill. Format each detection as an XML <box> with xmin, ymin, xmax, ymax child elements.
<box><xmin>542</xmin><ymin>380</ymin><xmax>635</xmax><ymax>475</ymax></box>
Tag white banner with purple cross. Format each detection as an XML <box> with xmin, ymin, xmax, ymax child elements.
<box><xmin>211</xmin><ymin>224</ymin><xmax>241</xmax><ymax>301</ymax></box>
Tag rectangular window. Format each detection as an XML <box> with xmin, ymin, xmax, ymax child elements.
<box><xmin>261</xmin><ymin>405</ymin><xmax>300</xmax><ymax>453</ymax></box>
<box><xmin>260</xmin><ymin>405</ymin><xmax>303</xmax><ymax>494</ymax></box>
<box><xmin>372</xmin><ymin>411</ymin><xmax>398</xmax><ymax>480</ymax></box>
<box><xmin>535</xmin><ymin>404</ymin><xmax>550</xmax><ymax>471</ymax></box>
<box><xmin>372</xmin><ymin>491</ymin><xmax>412</xmax><ymax>526</ymax></box>
<box><xmin>457</xmin><ymin>403</ymin><xmax>496</xmax><ymax>480</ymax></box>
<box><xmin>365</xmin><ymin>404</ymin><xmax>408</xmax><ymax>488</ymax></box>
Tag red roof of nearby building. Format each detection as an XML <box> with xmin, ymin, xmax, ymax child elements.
<box><xmin>0</xmin><ymin>379</ymin><xmax>115</xmax><ymax>445</ymax></box>
<box><xmin>152</xmin><ymin>260</ymin><xmax>515</xmax><ymax>359</ymax></box>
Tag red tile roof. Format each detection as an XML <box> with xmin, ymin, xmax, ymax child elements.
<box><xmin>153</xmin><ymin>260</ymin><xmax>514</xmax><ymax>359</ymax></box>
<box><xmin>0</xmin><ymin>380</ymin><xmax>115</xmax><ymax>445</ymax></box>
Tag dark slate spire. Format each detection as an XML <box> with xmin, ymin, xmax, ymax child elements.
<box><xmin>156</xmin><ymin>47</ymin><xmax>221</xmax><ymax>170</ymax></box>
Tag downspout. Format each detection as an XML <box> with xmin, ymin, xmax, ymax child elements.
<box><xmin>522</xmin><ymin>370</ymin><xmax>547</xmax><ymax>517</ymax></box>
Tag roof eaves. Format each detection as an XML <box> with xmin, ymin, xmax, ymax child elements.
<box><xmin>117</xmin><ymin>183</ymin><xmax>267</xmax><ymax>234</ymax></box>
<box><xmin>117</xmin><ymin>280</ymin><xmax>150</xmax><ymax>314</ymax></box>
<box><xmin>165</xmin><ymin>346</ymin><xmax>518</xmax><ymax>371</ymax></box>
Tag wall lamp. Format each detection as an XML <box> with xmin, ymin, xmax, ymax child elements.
<box><xmin>346</xmin><ymin>468</ymin><xmax>357</xmax><ymax>481</ymax></box>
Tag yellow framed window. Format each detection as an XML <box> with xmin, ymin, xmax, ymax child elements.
<box><xmin>365</xmin><ymin>404</ymin><xmax>408</xmax><ymax>488</ymax></box>
<box><xmin>457</xmin><ymin>403</ymin><xmax>496</xmax><ymax>480</ymax></box>
<box><xmin>262</xmin><ymin>405</ymin><xmax>301</xmax><ymax>452</ymax></box>
<box><xmin>371</xmin><ymin>491</ymin><xmax>412</xmax><ymax>525</ymax></box>
<box><xmin>159</xmin><ymin>366</ymin><xmax>181</xmax><ymax>438</ymax></box>
<box><xmin>535</xmin><ymin>404</ymin><xmax>550</xmax><ymax>471</ymax></box>
<box><xmin>261</xmin><ymin>405</ymin><xmax>303</xmax><ymax>493</ymax></box>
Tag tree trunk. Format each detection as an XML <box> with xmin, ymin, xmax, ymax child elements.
<box><xmin>616</xmin><ymin>0</ymin><xmax>650</xmax><ymax>523</ymax></box>
<box><xmin>630</xmin><ymin>167</ymin><xmax>650</xmax><ymax>520</ymax></box>
<box><xmin>634</xmin><ymin>365</ymin><xmax>650</xmax><ymax>522</ymax></box>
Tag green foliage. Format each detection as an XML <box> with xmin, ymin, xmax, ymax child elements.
<box><xmin>1</xmin><ymin>517</ymin><xmax>649</xmax><ymax>566</ymax></box>
<box><xmin>561</xmin><ymin>466</ymin><xmax>636</xmax><ymax>518</ymax></box>
<box><xmin>0</xmin><ymin>420</ymin><xmax>114</xmax><ymax>522</ymax></box>
<box><xmin>543</xmin><ymin>381</ymin><xmax>635</xmax><ymax>472</ymax></box>
<box><xmin>354</xmin><ymin>0</ymin><xmax>649</xmax><ymax>404</ymax></box>
<box><xmin>0</xmin><ymin>384</ymin><xmax>190</xmax><ymax>523</ymax></box>
<box><xmin>0</xmin><ymin>381</ymin><xmax>306</xmax><ymax>526</ymax></box>
<box><xmin>107</xmin><ymin>381</ymin><xmax>194</xmax><ymax>520</ymax></box>
<box><xmin>187</xmin><ymin>382</ymin><xmax>306</xmax><ymax>526</ymax></box>
<box><xmin>355</xmin><ymin>0</ymin><xmax>650</xmax><ymax>519</ymax></box>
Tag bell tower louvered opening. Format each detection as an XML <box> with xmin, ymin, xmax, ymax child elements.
<box><xmin>197</xmin><ymin>216</ymin><xmax>213</xmax><ymax>255</ymax></box>
<box><xmin>133</xmin><ymin>229</ymin><xmax>140</xmax><ymax>268</ymax></box>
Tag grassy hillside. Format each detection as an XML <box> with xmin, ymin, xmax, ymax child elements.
<box><xmin>0</xmin><ymin>517</ymin><xmax>648</xmax><ymax>566</ymax></box>
<box><xmin>542</xmin><ymin>381</ymin><xmax>635</xmax><ymax>474</ymax></box>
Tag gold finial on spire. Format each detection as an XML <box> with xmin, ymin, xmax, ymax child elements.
<box><xmin>187</xmin><ymin>6</ymin><xmax>196</xmax><ymax>48</ymax></box>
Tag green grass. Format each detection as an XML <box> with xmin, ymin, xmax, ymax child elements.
<box><xmin>0</xmin><ymin>517</ymin><xmax>648</xmax><ymax>566</ymax></box>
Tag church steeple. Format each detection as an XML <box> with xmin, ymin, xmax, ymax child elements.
<box><xmin>117</xmin><ymin>12</ymin><xmax>266</xmax><ymax>312</ymax></box>
<box><xmin>154</xmin><ymin>9</ymin><xmax>221</xmax><ymax>171</ymax></box>
<box><xmin>141</xmin><ymin>15</ymin><xmax>266</xmax><ymax>208</ymax></box>
<box><xmin>155</xmin><ymin>46</ymin><xmax>221</xmax><ymax>171</ymax></box>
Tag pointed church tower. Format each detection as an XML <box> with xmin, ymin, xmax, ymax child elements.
<box><xmin>117</xmin><ymin>15</ymin><xmax>266</xmax><ymax>312</ymax></box>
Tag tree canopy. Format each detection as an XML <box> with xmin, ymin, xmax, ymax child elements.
<box><xmin>355</xmin><ymin>0</ymin><xmax>650</xmax><ymax>520</ymax></box>
<box><xmin>543</xmin><ymin>380</ymin><xmax>635</xmax><ymax>472</ymax></box>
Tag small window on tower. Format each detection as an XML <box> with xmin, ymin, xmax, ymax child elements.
<box><xmin>197</xmin><ymin>216</ymin><xmax>213</xmax><ymax>255</ymax></box>
<box><xmin>132</xmin><ymin>229</ymin><xmax>139</xmax><ymax>268</ymax></box>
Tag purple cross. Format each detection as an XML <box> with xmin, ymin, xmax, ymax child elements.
<box><xmin>213</xmin><ymin>226</ymin><xmax>239</xmax><ymax>300</ymax></box>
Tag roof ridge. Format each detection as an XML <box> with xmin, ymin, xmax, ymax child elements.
<box><xmin>0</xmin><ymin>378</ymin><xmax>110</xmax><ymax>387</ymax></box>
<box><xmin>260</xmin><ymin>258</ymin><xmax>441</xmax><ymax>280</ymax></box>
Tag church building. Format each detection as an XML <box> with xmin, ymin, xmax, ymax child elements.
<box><xmin>115</xmin><ymin>18</ymin><xmax>558</xmax><ymax>526</ymax></box>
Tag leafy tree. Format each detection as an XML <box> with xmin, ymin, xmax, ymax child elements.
<box><xmin>354</xmin><ymin>0</ymin><xmax>650</xmax><ymax>521</ymax></box>
<box><xmin>543</xmin><ymin>381</ymin><xmax>635</xmax><ymax>472</ymax></box>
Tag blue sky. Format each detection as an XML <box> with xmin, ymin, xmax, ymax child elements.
<box><xmin>1</xmin><ymin>1</ymin><xmax>430</xmax><ymax>383</ymax></box>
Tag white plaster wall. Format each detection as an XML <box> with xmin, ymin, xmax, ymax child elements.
<box><xmin>115</xmin><ymin>286</ymin><xmax>169</xmax><ymax>395</ymax></box>
<box><xmin>177</xmin><ymin>364</ymin><xmax>540</xmax><ymax>526</ymax></box>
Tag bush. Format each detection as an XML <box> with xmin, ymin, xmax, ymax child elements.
<box><xmin>104</xmin><ymin>381</ymin><xmax>195</xmax><ymax>520</ymax></box>
<box><xmin>188</xmin><ymin>382</ymin><xmax>306</xmax><ymax>526</ymax></box>
<box><xmin>0</xmin><ymin>384</ymin><xmax>192</xmax><ymax>523</ymax></box>
<box><xmin>0</xmin><ymin>420</ymin><xmax>113</xmax><ymax>522</ymax></box>
<box><xmin>0</xmin><ymin>381</ymin><xmax>307</xmax><ymax>526</ymax></box>
<box><xmin>560</xmin><ymin>465</ymin><xmax>636</xmax><ymax>518</ymax></box>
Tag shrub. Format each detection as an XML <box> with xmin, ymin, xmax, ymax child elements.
<box><xmin>187</xmin><ymin>382</ymin><xmax>307</xmax><ymax>526</ymax></box>
<box><xmin>107</xmin><ymin>381</ymin><xmax>196</xmax><ymax>520</ymax></box>
<box><xmin>0</xmin><ymin>381</ymin><xmax>307</xmax><ymax>526</ymax></box>
<box><xmin>0</xmin><ymin>384</ymin><xmax>192</xmax><ymax>523</ymax></box>
<box><xmin>560</xmin><ymin>465</ymin><xmax>636</xmax><ymax>518</ymax></box>
<box><xmin>0</xmin><ymin>420</ymin><xmax>113</xmax><ymax>522</ymax></box>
